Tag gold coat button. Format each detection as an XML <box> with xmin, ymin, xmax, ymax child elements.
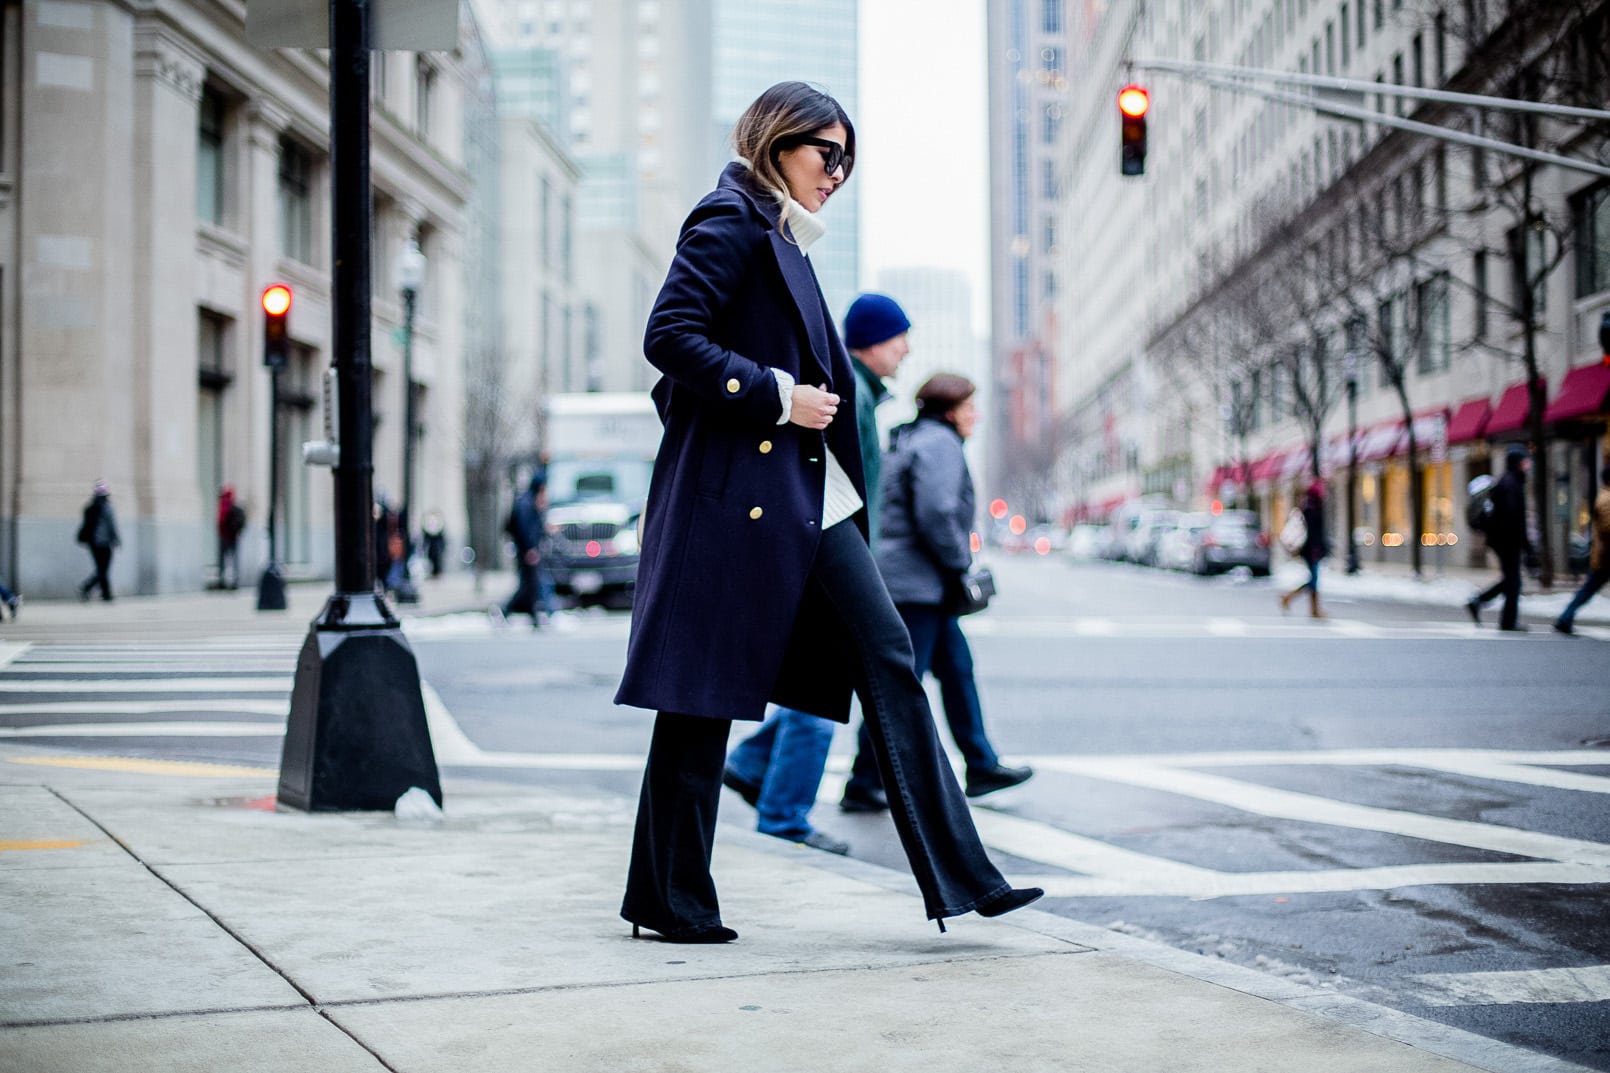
<box><xmin>726</xmin><ymin>378</ymin><xmax>741</xmax><ymax>394</ymax></box>
<box><xmin>759</xmin><ymin>440</ymin><xmax>773</xmax><ymax>454</ymax></box>
<box><xmin>749</xmin><ymin>507</ymin><xmax>764</xmax><ymax>520</ymax></box>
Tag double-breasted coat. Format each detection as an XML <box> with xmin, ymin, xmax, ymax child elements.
<box><xmin>614</xmin><ymin>163</ymin><xmax>869</xmax><ymax>724</ymax></box>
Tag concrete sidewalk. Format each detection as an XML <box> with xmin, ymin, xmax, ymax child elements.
<box><xmin>0</xmin><ymin>747</ymin><xmax>1588</xmax><ymax>1073</ymax></box>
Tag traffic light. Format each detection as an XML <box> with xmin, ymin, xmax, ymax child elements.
<box><xmin>262</xmin><ymin>284</ymin><xmax>292</xmax><ymax>369</ymax></box>
<box><xmin>1118</xmin><ymin>84</ymin><xmax>1149</xmax><ymax>176</ymax></box>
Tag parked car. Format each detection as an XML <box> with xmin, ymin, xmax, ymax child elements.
<box><xmin>1191</xmin><ymin>510</ymin><xmax>1272</xmax><ymax>576</ymax></box>
<box><xmin>1110</xmin><ymin>496</ymin><xmax>1174</xmax><ymax>563</ymax></box>
<box><xmin>1135</xmin><ymin>511</ymin><xmax>1180</xmax><ymax>567</ymax></box>
<box><xmin>1067</xmin><ymin>523</ymin><xmax>1115</xmax><ymax>560</ymax></box>
<box><xmin>1156</xmin><ymin>512</ymin><xmax>1211</xmax><ymax>571</ymax></box>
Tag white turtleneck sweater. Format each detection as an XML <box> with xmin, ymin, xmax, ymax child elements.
<box><xmin>768</xmin><ymin>197</ymin><xmax>863</xmax><ymax>530</ymax></box>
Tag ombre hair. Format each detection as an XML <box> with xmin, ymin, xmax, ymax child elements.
<box><xmin>732</xmin><ymin>81</ymin><xmax>855</xmax><ymax>230</ymax></box>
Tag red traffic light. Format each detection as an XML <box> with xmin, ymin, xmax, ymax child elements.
<box><xmin>262</xmin><ymin>284</ymin><xmax>293</xmax><ymax>317</ymax></box>
<box><xmin>1117</xmin><ymin>85</ymin><xmax>1150</xmax><ymax>118</ymax></box>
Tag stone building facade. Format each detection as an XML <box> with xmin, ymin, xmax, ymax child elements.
<box><xmin>0</xmin><ymin>0</ymin><xmax>480</xmax><ymax>595</ymax></box>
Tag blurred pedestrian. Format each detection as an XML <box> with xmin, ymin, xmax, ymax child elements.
<box><xmin>723</xmin><ymin>292</ymin><xmax>911</xmax><ymax>855</ymax></box>
<box><xmin>76</xmin><ymin>480</ymin><xmax>120</xmax><ymax>602</ymax></box>
<box><xmin>841</xmin><ymin>373</ymin><xmax>1033</xmax><ymax>810</ymax></box>
<box><xmin>373</xmin><ymin>498</ymin><xmax>395</xmax><ymax>592</ymax></box>
<box><xmin>0</xmin><ymin>578</ymin><xmax>20</xmax><ymax>621</ymax></box>
<box><xmin>1278</xmin><ymin>480</ymin><xmax>1330</xmax><ymax>619</ymax></box>
<box><xmin>422</xmin><ymin>509</ymin><xmax>447</xmax><ymax>577</ymax></box>
<box><xmin>216</xmin><ymin>485</ymin><xmax>246</xmax><ymax>590</ymax></box>
<box><xmin>502</xmin><ymin>473</ymin><xmax>554</xmax><ymax>626</ymax></box>
<box><xmin>616</xmin><ymin>82</ymin><xmax>1041</xmax><ymax>944</ymax></box>
<box><xmin>1467</xmin><ymin>444</ymin><xmax>1531</xmax><ymax>632</ymax></box>
<box><xmin>1555</xmin><ymin>462</ymin><xmax>1610</xmax><ymax>636</ymax></box>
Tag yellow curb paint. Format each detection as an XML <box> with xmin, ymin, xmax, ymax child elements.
<box><xmin>0</xmin><ymin>839</ymin><xmax>84</xmax><ymax>852</ymax></box>
<box><xmin>7</xmin><ymin>756</ymin><xmax>275</xmax><ymax>779</ymax></box>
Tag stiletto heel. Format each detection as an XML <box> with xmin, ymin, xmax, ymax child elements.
<box><xmin>628</xmin><ymin>921</ymin><xmax>738</xmax><ymax>944</ymax></box>
<box><xmin>936</xmin><ymin>918</ymin><xmax>947</xmax><ymax>934</ymax></box>
<box><xmin>633</xmin><ymin>924</ymin><xmax>641</xmax><ymax>938</ymax></box>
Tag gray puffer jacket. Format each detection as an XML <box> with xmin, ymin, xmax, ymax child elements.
<box><xmin>875</xmin><ymin>415</ymin><xmax>974</xmax><ymax>607</ymax></box>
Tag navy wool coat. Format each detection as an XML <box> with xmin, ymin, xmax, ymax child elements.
<box><xmin>614</xmin><ymin>163</ymin><xmax>869</xmax><ymax>724</ymax></box>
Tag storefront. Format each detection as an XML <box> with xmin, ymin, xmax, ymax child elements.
<box><xmin>1542</xmin><ymin>363</ymin><xmax>1610</xmax><ymax>578</ymax></box>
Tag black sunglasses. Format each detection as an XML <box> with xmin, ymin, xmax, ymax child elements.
<box><xmin>780</xmin><ymin>136</ymin><xmax>851</xmax><ymax>177</ymax></box>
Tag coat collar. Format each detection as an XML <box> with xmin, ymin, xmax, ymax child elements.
<box><xmin>717</xmin><ymin>162</ymin><xmax>835</xmax><ymax>386</ymax></box>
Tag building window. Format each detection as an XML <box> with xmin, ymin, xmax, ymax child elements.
<box><xmin>1043</xmin><ymin>214</ymin><xmax>1057</xmax><ymax>254</ymax></box>
<box><xmin>1377</xmin><ymin>296</ymin><xmax>1397</xmax><ymax>385</ymax></box>
<box><xmin>1325</xmin><ymin>21</ymin><xmax>1335</xmax><ymax>74</ymax></box>
<box><xmin>1411</xmin><ymin>34</ymin><xmax>1424</xmax><ymax>87</ymax></box>
<box><xmin>1434</xmin><ymin>13</ymin><xmax>1447</xmax><ymax>84</ymax></box>
<box><xmin>1041</xmin><ymin>46</ymin><xmax>1062</xmax><ymax>74</ymax></box>
<box><xmin>1042</xmin><ymin>0</ymin><xmax>1062</xmax><ymax>34</ymax></box>
<box><xmin>1510</xmin><ymin>223</ymin><xmax>1549</xmax><ymax>317</ymax></box>
<box><xmin>373</xmin><ymin>53</ymin><xmax>388</xmax><ymax>109</ymax></box>
<box><xmin>1340</xmin><ymin>5</ymin><xmax>1350</xmax><ymax>65</ymax></box>
<box><xmin>277</xmin><ymin>139</ymin><xmax>314</xmax><ymax>264</ymax></box>
<box><xmin>197</xmin><ymin>311</ymin><xmax>231</xmax><ymax>533</ymax></box>
<box><xmin>1391</xmin><ymin>54</ymin><xmax>1405</xmax><ymax>114</ymax></box>
<box><xmin>1374</xmin><ymin>0</ymin><xmax>1384</xmax><ymax>30</ymax></box>
<box><xmin>1041</xmin><ymin>158</ymin><xmax>1057</xmax><ymax>199</ymax></box>
<box><xmin>1042</xmin><ymin>104</ymin><xmax>1061</xmax><ymax>145</ymax></box>
<box><xmin>197</xmin><ymin>87</ymin><xmax>225</xmax><ymax>226</ymax></box>
<box><xmin>561</xmin><ymin>193</ymin><xmax>574</xmax><ymax>282</ymax></box>
<box><xmin>1575</xmin><ymin>184</ymin><xmax>1610</xmax><ymax>298</ymax></box>
<box><xmin>415</xmin><ymin>59</ymin><xmax>435</xmax><ymax>140</ymax></box>
<box><xmin>1473</xmin><ymin>249</ymin><xmax>1489</xmax><ymax>339</ymax></box>
<box><xmin>1415</xmin><ymin>273</ymin><xmax>1450</xmax><ymax>374</ymax></box>
<box><xmin>540</xmin><ymin>176</ymin><xmax>552</xmax><ymax>267</ymax></box>
<box><xmin>1357</xmin><ymin>0</ymin><xmax>1366</xmax><ymax>47</ymax></box>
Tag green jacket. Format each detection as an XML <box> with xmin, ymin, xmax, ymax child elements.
<box><xmin>851</xmin><ymin>357</ymin><xmax>890</xmax><ymax>551</ymax></box>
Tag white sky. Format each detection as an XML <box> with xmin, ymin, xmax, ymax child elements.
<box><xmin>857</xmin><ymin>0</ymin><xmax>991</xmax><ymax>334</ymax></box>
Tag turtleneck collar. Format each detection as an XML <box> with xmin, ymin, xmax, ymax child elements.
<box><xmin>782</xmin><ymin>198</ymin><xmax>827</xmax><ymax>254</ymax></box>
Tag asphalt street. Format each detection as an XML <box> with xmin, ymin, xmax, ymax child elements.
<box><xmin>2</xmin><ymin>554</ymin><xmax>1607</xmax><ymax>1067</ymax></box>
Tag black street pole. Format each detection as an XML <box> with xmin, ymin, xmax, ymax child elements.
<box><xmin>394</xmin><ymin>287</ymin><xmax>419</xmax><ymax>603</ymax></box>
<box><xmin>256</xmin><ymin>364</ymin><xmax>287</xmax><ymax>609</ymax></box>
<box><xmin>1346</xmin><ymin>374</ymin><xmax>1361</xmax><ymax>575</ymax></box>
<box><xmin>277</xmin><ymin>0</ymin><xmax>440</xmax><ymax>812</ymax></box>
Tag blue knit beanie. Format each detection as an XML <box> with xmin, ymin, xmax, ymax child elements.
<box><xmin>843</xmin><ymin>293</ymin><xmax>911</xmax><ymax>350</ymax></box>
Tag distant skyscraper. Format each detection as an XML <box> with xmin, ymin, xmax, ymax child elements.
<box><xmin>710</xmin><ymin>0</ymin><xmax>861</xmax><ymax>319</ymax></box>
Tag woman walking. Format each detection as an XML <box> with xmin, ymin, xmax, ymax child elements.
<box><xmin>842</xmin><ymin>374</ymin><xmax>1032</xmax><ymax>808</ymax></box>
<box><xmin>616</xmin><ymin>82</ymin><xmax>1041</xmax><ymax>943</ymax></box>
<box><xmin>1279</xmin><ymin>481</ymin><xmax>1330</xmax><ymax>618</ymax></box>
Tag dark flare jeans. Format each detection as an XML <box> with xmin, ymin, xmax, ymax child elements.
<box><xmin>621</xmin><ymin>520</ymin><xmax>1011</xmax><ymax>933</ymax></box>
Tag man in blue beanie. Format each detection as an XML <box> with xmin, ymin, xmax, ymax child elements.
<box><xmin>720</xmin><ymin>293</ymin><xmax>912</xmax><ymax>853</ymax></box>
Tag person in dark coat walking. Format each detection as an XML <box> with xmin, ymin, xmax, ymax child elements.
<box><xmin>615</xmin><ymin>82</ymin><xmax>1040</xmax><ymax>944</ymax></box>
<box><xmin>721</xmin><ymin>292</ymin><xmax>911</xmax><ymax>856</ymax></box>
<box><xmin>1278</xmin><ymin>480</ymin><xmax>1330</xmax><ymax>618</ymax></box>
<box><xmin>1555</xmin><ymin>463</ymin><xmax>1610</xmax><ymax>635</ymax></box>
<box><xmin>216</xmin><ymin>485</ymin><xmax>246</xmax><ymax>590</ymax></box>
<box><xmin>1467</xmin><ymin>444</ymin><xmax>1532</xmax><ymax>631</ymax></box>
<box><xmin>841</xmin><ymin>374</ymin><xmax>1032</xmax><ymax>808</ymax></box>
<box><xmin>502</xmin><ymin>474</ymin><xmax>554</xmax><ymax>626</ymax></box>
<box><xmin>76</xmin><ymin>480</ymin><xmax>120</xmax><ymax>602</ymax></box>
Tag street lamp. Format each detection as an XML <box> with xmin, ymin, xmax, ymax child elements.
<box><xmin>1344</xmin><ymin>351</ymin><xmax>1361</xmax><ymax>575</ymax></box>
<box><xmin>392</xmin><ymin>238</ymin><xmax>426</xmax><ymax>604</ymax></box>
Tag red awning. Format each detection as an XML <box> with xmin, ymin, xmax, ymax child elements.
<box><xmin>1357</xmin><ymin>421</ymin><xmax>1405</xmax><ymax>462</ymax></box>
<box><xmin>1544</xmin><ymin>363</ymin><xmax>1610</xmax><ymax>424</ymax></box>
<box><xmin>1446</xmin><ymin>397</ymin><xmax>1492</xmax><ymax>443</ymax></box>
<box><xmin>1486</xmin><ymin>379</ymin><xmax>1542</xmax><ymax>436</ymax></box>
<box><xmin>1250</xmin><ymin>451</ymin><xmax>1289</xmax><ymax>482</ymax></box>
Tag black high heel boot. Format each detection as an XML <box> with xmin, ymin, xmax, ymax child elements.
<box><xmin>975</xmin><ymin>887</ymin><xmax>1045</xmax><ymax>919</ymax></box>
<box><xmin>631</xmin><ymin>922</ymin><xmax>738</xmax><ymax>944</ymax></box>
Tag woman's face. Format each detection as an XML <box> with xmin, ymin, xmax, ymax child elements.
<box><xmin>951</xmin><ymin>396</ymin><xmax>978</xmax><ymax>441</ymax></box>
<box><xmin>777</xmin><ymin>122</ymin><xmax>848</xmax><ymax>212</ymax></box>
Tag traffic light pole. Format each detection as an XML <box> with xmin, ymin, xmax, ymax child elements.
<box><xmin>257</xmin><ymin>362</ymin><xmax>287</xmax><ymax>610</ymax></box>
<box><xmin>1127</xmin><ymin>58</ymin><xmax>1610</xmax><ymax>180</ymax></box>
<box><xmin>277</xmin><ymin>0</ymin><xmax>441</xmax><ymax>812</ymax></box>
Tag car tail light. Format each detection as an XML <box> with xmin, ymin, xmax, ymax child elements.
<box><xmin>1199</xmin><ymin>533</ymin><xmax>1216</xmax><ymax>547</ymax></box>
<box><xmin>1256</xmin><ymin>532</ymin><xmax>1271</xmax><ymax>548</ymax></box>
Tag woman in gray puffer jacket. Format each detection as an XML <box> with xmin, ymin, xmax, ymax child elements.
<box><xmin>842</xmin><ymin>374</ymin><xmax>1033</xmax><ymax>806</ymax></box>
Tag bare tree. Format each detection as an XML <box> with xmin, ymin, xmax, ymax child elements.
<box><xmin>461</xmin><ymin>344</ymin><xmax>541</xmax><ymax>579</ymax></box>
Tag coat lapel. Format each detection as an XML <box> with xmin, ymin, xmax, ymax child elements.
<box><xmin>767</xmin><ymin>232</ymin><xmax>833</xmax><ymax>386</ymax></box>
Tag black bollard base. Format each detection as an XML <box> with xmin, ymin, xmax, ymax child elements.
<box><xmin>257</xmin><ymin>564</ymin><xmax>288</xmax><ymax>611</ymax></box>
<box><xmin>277</xmin><ymin>593</ymin><xmax>441</xmax><ymax>812</ymax></box>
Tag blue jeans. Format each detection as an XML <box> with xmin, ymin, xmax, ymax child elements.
<box><xmin>846</xmin><ymin>606</ymin><xmax>998</xmax><ymax>795</ymax></box>
<box><xmin>1557</xmin><ymin>566</ymin><xmax>1609</xmax><ymax>628</ymax></box>
<box><xmin>726</xmin><ymin>705</ymin><xmax>836</xmax><ymax>840</ymax></box>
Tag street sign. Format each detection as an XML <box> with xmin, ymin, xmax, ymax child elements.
<box><xmin>247</xmin><ymin>0</ymin><xmax>457</xmax><ymax>50</ymax></box>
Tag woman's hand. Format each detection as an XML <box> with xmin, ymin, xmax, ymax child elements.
<box><xmin>790</xmin><ymin>384</ymin><xmax>840</xmax><ymax>429</ymax></box>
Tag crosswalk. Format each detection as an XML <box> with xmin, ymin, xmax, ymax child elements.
<box><xmin>0</xmin><ymin>638</ymin><xmax>297</xmax><ymax>741</ymax></box>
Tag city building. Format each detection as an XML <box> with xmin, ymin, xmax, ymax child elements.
<box><xmin>0</xmin><ymin>0</ymin><xmax>484</xmax><ymax>595</ymax></box>
<box><xmin>986</xmin><ymin>0</ymin><xmax>1068</xmax><ymax>518</ymax></box>
<box><xmin>711</xmin><ymin>0</ymin><xmax>860</xmax><ymax>319</ymax></box>
<box><xmin>1048</xmin><ymin>0</ymin><xmax>1609</xmax><ymax>576</ymax></box>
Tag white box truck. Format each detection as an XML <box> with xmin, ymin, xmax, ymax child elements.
<box><xmin>541</xmin><ymin>392</ymin><xmax>660</xmax><ymax>607</ymax></box>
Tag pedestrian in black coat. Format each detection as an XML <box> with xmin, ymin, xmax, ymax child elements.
<box><xmin>76</xmin><ymin>480</ymin><xmax>120</xmax><ymax>602</ymax></box>
<box><xmin>1468</xmin><ymin>444</ymin><xmax>1532</xmax><ymax>631</ymax></box>
<box><xmin>1279</xmin><ymin>481</ymin><xmax>1330</xmax><ymax>618</ymax></box>
<box><xmin>615</xmin><ymin>82</ymin><xmax>1040</xmax><ymax>944</ymax></box>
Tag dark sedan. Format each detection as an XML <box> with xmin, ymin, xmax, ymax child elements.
<box><xmin>1192</xmin><ymin>510</ymin><xmax>1272</xmax><ymax>576</ymax></box>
